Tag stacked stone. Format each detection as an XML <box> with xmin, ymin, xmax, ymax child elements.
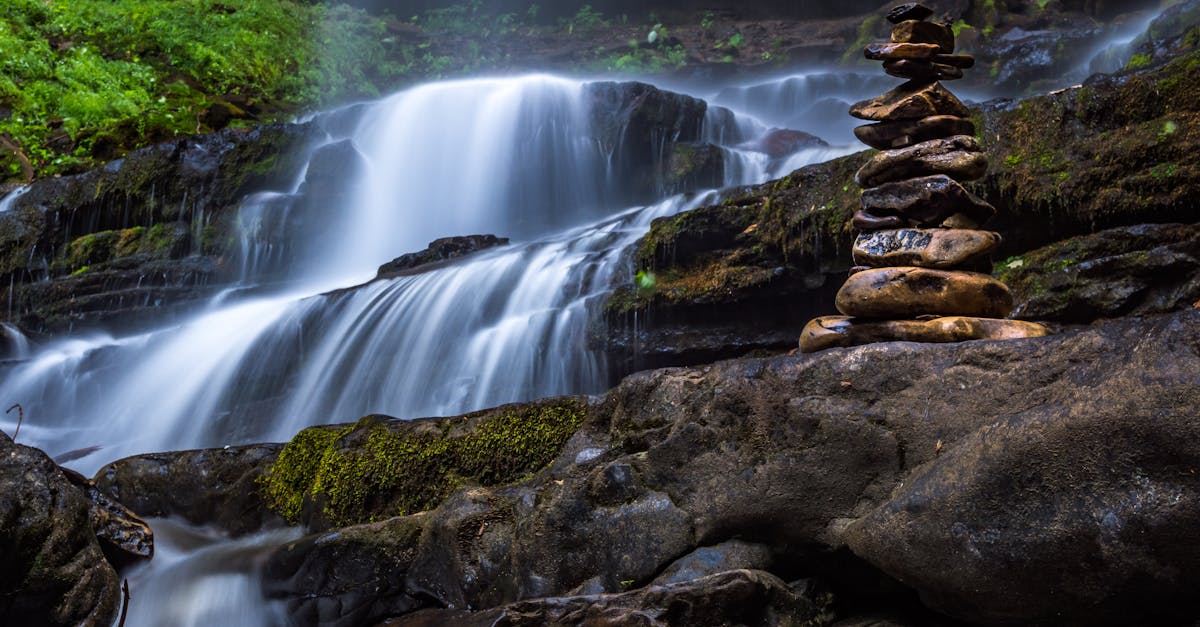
<box><xmin>800</xmin><ymin>2</ymin><xmax>1050</xmax><ymax>353</ymax></box>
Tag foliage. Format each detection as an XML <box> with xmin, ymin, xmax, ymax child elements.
<box><xmin>0</xmin><ymin>0</ymin><xmax>405</xmax><ymax>182</ymax></box>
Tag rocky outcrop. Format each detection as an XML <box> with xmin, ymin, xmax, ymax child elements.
<box><xmin>377</xmin><ymin>235</ymin><xmax>509</xmax><ymax>277</ymax></box>
<box><xmin>0</xmin><ymin>433</ymin><xmax>119</xmax><ymax>627</ymax></box>
<box><xmin>0</xmin><ymin>122</ymin><xmax>320</xmax><ymax>333</ymax></box>
<box><xmin>252</xmin><ymin>308</ymin><xmax>1200</xmax><ymax>626</ymax></box>
<box><xmin>93</xmin><ymin>444</ymin><xmax>286</xmax><ymax>537</ymax></box>
<box><xmin>602</xmin><ymin>49</ymin><xmax>1200</xmax><ymax>368</ymax></box>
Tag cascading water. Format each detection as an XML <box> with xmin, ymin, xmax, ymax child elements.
<box><xmin>0</xmin><ymin>74</ymin><xmax>854</xmax><ymax>625</ymax></box>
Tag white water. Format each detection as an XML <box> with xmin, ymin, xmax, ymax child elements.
<box><xmin>1</xmin><ymin>75</ymin><xmax>853</xmax><ymax>474</ymax></box>
<box><xmin>0</xmin><ymin>185</ymin><xmax>27</xmax><ymax>212</ymax></box>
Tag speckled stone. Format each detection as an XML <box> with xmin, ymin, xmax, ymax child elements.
<box><xmin>799</xmin><ymin>315</ymin><xmax>1051</xmax><ymax>352</ymax></box>
<box><xmin>856</xmin><ymin>136</ymin><xmax>987</xmax><ymax>188</ymax></box>
<box><xmin>850</xmin><ymin>80</ymin><xmax>970</xmax><ymax>121</ymax></box>
<box><xmin>853</xmin><ymin>228</ymin><xmax>1000</xmax><ymax>269</ymax></box>
<box><xmin>835</xmin><ymin>267</ymin><xmax>1014</xmax><ymax>319</ymax></box>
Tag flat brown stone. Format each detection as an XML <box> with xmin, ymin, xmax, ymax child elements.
<box><xmin>887</xmin><ymin>2</ymin><xmax>934</xmax><ymax>24</ymax></box>
<box><xmin>850</xmin><ymin>80</ymin><xmax>969</xmax><ymax>121</ymax></box>
<box><xmin>934</xmin><ymin>53</ymin><xmax>975</xmax><ymax>68</ymax></box>
<box><xmin>798</xmin><ymin>315</ymin><xmax>1051</xmax><ymax>352</ymax></box>
<box><xmin>892</xmin><ymin>20</ymin><xmax>954</xmax><ymax>53</ymax></box>
<box><xmin>835</xmin><ymin>267</ymin><xmax>1014</xmax><ymax>319</ymax></box>
<box><xmin>854</xmin><ymin>115</ymin><xmax>975</xmax><ymax>150</ymax></box>
<box><xmin>856</xmin><ymin>135</ymin><xmax>988</xmax><ymax>188</ymax></box>
<box><xmin>853</xmin><ymin>228</ymin><xmax>1000</xmax><ymax>269</ymax></box>
<box><xmin>865</xmin><ymin>42</ymin><xmax>941</xmax><ymax>61</ymax></box>
<box><xmin>853</xmin><ymin>210</ymin><xmax>908</xmax><ymax>231</ymax></box>
<box><xmin>883</xmin><ymin>59</ymin><xmax>963</xmax><ymax>82</ymax></box>
<box><xmin>860</xmin><ymin>174</ymin><xmax>996</xmax><ymax>226</ymax></box>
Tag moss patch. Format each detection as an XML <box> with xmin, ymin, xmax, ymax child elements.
<box><xmin>261</xmin><ymin>397</ymin><xmax>588</xmax><ymax>527</ymax></box>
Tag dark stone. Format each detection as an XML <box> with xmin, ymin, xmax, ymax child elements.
<box><xmin>377</xmin><ymin>234</ymin><xmax>509</xmax><ymax>277</ymax></box>
<box><xmin>650</xmin><ymin>540</ymin><xmax>774</xmax><ymax>586</ymax></box>
<box><xmin>883</xmin><ymin>59</ymin><xmax>963</xmax><ymax>82</ymax></box>
<box><xmin>667</xmin><ymin>143</ymin><xmax>726</xmax><ymax>192</ymax></box>
<box><xmin>860</xmin><ymin>174</ymin><xmax>996</xmax><ymax>227</ymax></box>
<box><xmin>997</xmin><ymin>223</ymin><xmax>1200</xmax><ymax>323</ymax></box>
<box><xmin>93</xmin><ymin>444</ymin><xmax>286</xmax><ymax>536</ymax></box>
<box><xmin>0</xmin><ymin>433</ymin><xmax>119</xmax><ymax>627</ymax></box>
<box><xmin>380</xmin><ymin>570</ymin><xmax>833</xmax><ymax>627</ymax></box>
<box><xmin>855</xmin><ymin>136</ymin><xmax>987</xmax><ymax>188</ymax></box>
<box><xmin>853</xmin><ymin>210</ymin><xmax>908</xmax><ymax>231</ymax></box>
<box><xmin>887</xmin><ymin>3</ymin><xmax>935</xmax><ymax>24</ymax></box>
<box><xmin>891</xmin><ymin>20</ymin><xmax>954</xmax><ymax>53</ymax></box>
<box><xmin>864</xmin><ymin>42</ymin><xmax>941</xmax><ymax>61</ymax></box>
<box><xmin>854</xmin><ymin>116</ymin><xmax>975</xmax><ymax>150</ymax></box>
<box><xmin>850</xmin><ymin>81</ymin><xmax>969</xmax><ymax>122</ymax></box>
<box><xmin>58</xmin><ymin>467</ymin><xmax>154</xmax><ymax>569</ymax></box>
<box><xmin>835</xmin><ymin>267</ymin><xmax>1014</xmax><ymax>319</ymax></box>
<box><xmin>753</xmin><ymin>129</ymin><xmax>828</xmax><ymax>158</ymax></box>
<box><xmin>263</xmin><ymin>514</ymin><xmax>430</xmax><ymax>627</ymax></box>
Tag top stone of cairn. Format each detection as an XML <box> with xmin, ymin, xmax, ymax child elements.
<box><xmin>887</xmin><ymin>2</ymin><xmax>935</xmax><ymax>24</ymax></box>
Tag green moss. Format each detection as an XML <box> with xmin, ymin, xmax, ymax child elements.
<box><xmin>260</xmin><ymin>397</ymin><xmax>588</xmax><ymax>527</ymax></box>
<box><xmin>1126</xmin><ymin>53</ymin><xmax>1153</xmax><ymax>71</ymax></box>
<box><xmin>841</xmin><ymin>15</ymin><xmax>884</xmax><ymax>65</ymax></box>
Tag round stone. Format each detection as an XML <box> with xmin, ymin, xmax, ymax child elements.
<box><xmin>835</xmin><ymin>267</ymin><xmax>1015</xmax><ymax>319</ymax></box>
<box><xmin>860</xmin><ymin>174</ymin><xmax>996</xmax><ymax>227</ymax></box>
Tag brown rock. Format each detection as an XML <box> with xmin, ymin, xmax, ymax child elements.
<box><xmin>860</xmin><ymin>174</ymin><xmax>996</xmax><ymax>227</ymax></box>
<box><xmin>850</xmin><ymin>81</ymin><xmax>969</xmax><ymax>121</ymax></box>
<box><xmin>891</xmin><ymin>20</ymin><xmax>954</xmax><ymax>53</ymax></box>
<box><xmin>799</xmin><ymin>315</ymin><xmax>1050</xmax><ymax>352</ymax></box>
<box><xmin>855</xmin><ymin>136</ymin><xmax>987</xmax><ymax>188</ymax></box>
<box><xmin>853</xmin><ymin>210</ymin><xmax>908</xmax><ymax>231</ymax></box>
<box><xmin>864</xmin><ymin>42</ymin><xmax>941</xmax><ymax>61</ymax></box>
<box><xmin>854</xmin><ymin>115</ymin><xmax>975</xmax><ymax>150</ymax></box>
<box><xmin>933</xmin><ymin>54</ymin><xmax>975</xmax><ymax>68</ymax></box>
<box><xmin>887</xmin><ymin>2</ymin><xmax>934</xmax><ymax>24</ymax></box>
<box><xmin>61</xmin><ymin>466</ymin><xmax>154</xmax><ymax>568</ymax></box>
<box><xmin>883</xmin><ymin>60</ymin><xmax>963</xmax><ymax>82</ymax></box>
<box><xmin>853</xmin><ymin>229</ymin><xmax>1000</xmax><ymax>269</ymax></box>
<box><xmin>835</xmin><ymin>267</ymin><xmax>1014</xmax><ymax>319</ymax></box>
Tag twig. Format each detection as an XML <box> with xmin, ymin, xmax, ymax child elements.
<box><xmin>117</xmin><ymin>579</ymin><xmax>130</xmax><ymax>627</ymax></box>
<box><xmin>5</xmin><ymin>403</ymin><xmax>22</xmax><ymax>440</ymax></box>
<box><xmin>0</xmin><ymin>134</ymin><xmax>34</xmax><ymax>184</ymax></box>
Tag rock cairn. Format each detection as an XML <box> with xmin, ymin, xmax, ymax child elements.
<box><xmin>800</xmin><ymin>2</ymin><xmax>1050</xmax><ymax>353</ymax></box>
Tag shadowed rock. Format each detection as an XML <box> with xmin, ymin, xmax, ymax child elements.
<box><xmin>883</xmin><ymin>59</ymin><xmax>963</xmax><ymax>82</ymax></box>
<box><xmin>860</xmin><ymin>174</ymin><xmax>996</xmax><ymax>226</ymax></box>
<box><xmin>854</xmin><ymin>115</ymin><xmax>974</xmax><ymax>152</ymax></box>
<box><xmin>799</xmin><ymin>315</ymin><xmax>1049</xmax><ymax>352</ymax></box>
<box><xmin>850</xmin><ymin>81</ymin><xmax>969</xmax><ymax>121</ymax></box>
<box><xmin>864</xmin><ymin>42</ymin><xmax>941</xmax><ymax>61</ymax></box>
<box><xmin>891</xmin><ymin>20</ymin><xmax>954</xmax><ymax>53</ymax></box>
<box><xmin>856</xmin><ymin>136</ymin><xmax>987</xmax><ymax>188</ymax></box>
<box><xmin>887</xmin><ymin>2</ymin><xmax>934</xmax><ymax>24</ymax></box>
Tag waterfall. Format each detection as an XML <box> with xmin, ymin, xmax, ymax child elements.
<box><xmin>0</xmin><ymin>185</ymin><xmax>28</xmax><ymax>213</ymax></box>
<box><xmin>1</xmin><ymin>75</ymin><xmax>855</xmax><ymax>475</ymax></box>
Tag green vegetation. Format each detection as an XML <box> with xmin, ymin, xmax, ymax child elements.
<box><xmin>1125</xmin><ymin>53</ymin><xmax>1153</xmax><ymax>71</ymax></box>
<box><xmin>0</xmin><ymin>0</ymin><xmax>409</xmax><ymax>182</ymax></box>
<box><xmin>261</xmin><ymin>398</ymin><xmax>588</xmax><ymax>527</ymax></box>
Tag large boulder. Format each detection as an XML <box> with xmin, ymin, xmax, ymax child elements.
<box><xmin>0</xmin><ymin>433</ymin><xmax>119</xmax><ymax>626</ymax></box>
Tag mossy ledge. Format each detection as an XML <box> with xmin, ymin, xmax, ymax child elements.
<box><xmin>260</xmin><ymin>396</ymin><xmax>589</xmax><ymax>529</ymax></box>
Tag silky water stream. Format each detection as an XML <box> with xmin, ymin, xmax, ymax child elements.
<box><xmin>0</xmin><ymin>73</ymin><xmax>867</xmax><ymax>624</ymax></box>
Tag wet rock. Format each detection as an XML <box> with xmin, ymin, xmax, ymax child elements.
<box><xmin>891</xmin><ymin>20</ymin><xmax>954</xmax><ymax>53</ymax></box>
<box><xmin>93</xmin><ymin>444</ymin><xmax>286</xmax><ymax>536</ymax></box>
<box><xmin>798</xmin><ymin>315</ymin><xmax>1050</xmax><ymax>353</ymax></box>
<box><xmin>754</xmin><ymin>129</ymin><xmax>828</xmax><ymax>158</ymax></box>
<box><xmin>59</xmin><ymin>467</ymin><xmax>153</xmax><ymax>569</ymax></box>
<box><xmin>996</xmin><ymin>223</ymin><xmax>1200</xmax><ymax>323</ymax></box>
<box><xmin>263</xmin><ymin>513</ymin><xmax>430</xmax><ymax>627</ymax></box>
<box><xmin>650</xmin><ymin>540</ymin><xmax>773</xmax><ymax>586</ymax></box>
<box><xmin>0</xmin><ymin>433</ymin><xmax>118</xmax><ymax>627</ymax></box>
<box><xmin>835</xmin><ymin>267</ymin><xmax>1014</xmax><ymax>319</ymax></box>
<box><xmin>377</xmin><ymin>234</ymin><xmax>510</xmax><ymax>277</ymax></box>
<box><xmin>855</xmin><ymin>136</ymin><xmax>987</xmax><ymax>188</ymax></box>
<box><xmin>883</xmin><ymin>60</ymin><xmax>963</xmax><ymax>82</ymax></box>
<box><xmin>381</xmin><ymin>570</ymin><xmax>832</xmax><ymax>627</ymax></box>
<box><xmin>933</xmin><ymin>53</ymin><xmax>974</xmax><ymax>68</ymax></box>
<box><xmin>667</xmin><ymin>143</ymin><xmax>726</xmax><ymax>192</ymax></box>
<box><xmin>853</xmin><ymin>210</ymin><xmax>908</xmax><ymax>231</ymax></box>
<box><xmin>853</xmin><ymin>229</ymin><xmax>1000</xmax><ymax>269</ymax></box>
<box><xmin>860</xmin><ymin>174</ymin><xmax>996</xmax><ymax>226</ymax></box>
<box><xmin>864</xmin><ymin>42</ymin><xmax>941</xmax><ymax>61</ymax></box>
<box><xmin>887</xmin><ymin>3</ymin><xmax>934</xmax><ymax>24</ymax></box>
<box><xmin>850</xmin><ymin>81</ymin><xmax>969</xmax><ymax>122</ymax></box>
<box><xmin>854</xmin><ymin>116</ymin><xmax>975</xmax><ymax>150</ymax></box>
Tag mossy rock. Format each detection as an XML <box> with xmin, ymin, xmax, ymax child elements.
<box><xmin>261</xmin><ymin>397</ymin><xmax>590</xmax><ymax>529</ymax></box>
